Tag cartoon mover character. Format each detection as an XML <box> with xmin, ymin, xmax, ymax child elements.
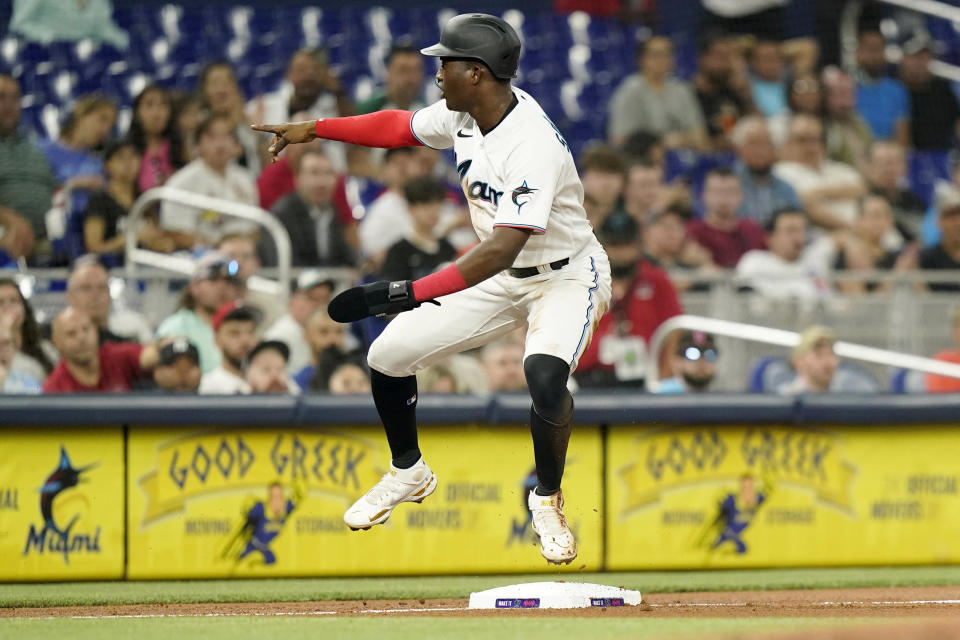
<box><xmin>223</xmin><ymin>482</ymin><xmax>303</xmax><ymax>565</ymax></box>
<box><xmin>700</xmin><ymin>473</ymin><xmax>772</xmax><ymax>555</ymax></box>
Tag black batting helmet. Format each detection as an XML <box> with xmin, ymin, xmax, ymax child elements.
<box><xmin>420</xmin><ymin>13</ymin><xmax>521</xmax><ymax>80</ymax></box>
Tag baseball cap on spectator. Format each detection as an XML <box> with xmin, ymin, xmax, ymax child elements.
<box><xmin>792</xmin><ymin>326</ymin><xmax>837</xmax><ymax>359</ymax></box>
<box><xmin>158</xmin><ymin>337</ymin><xmax>200</xmax><ymax>367</ymax></box>
<box><xmin>596</xmin><ymin>212</ymin><xmax>639</xmax><ymax>246</ymax></box>
<box><xmin>677</xmin><ymin>330</ymin><xmax>718</xmax><ymax>362</ymax></box>
<box><xmin>295</xmin><ymin>269</ymin><xmax>336</xmax><ymax>293</ymax></box>
<box><xmin>935</xmin><ymin>182</ymin><xmax>960</xmax><ymax>216</ymax></box>
<box><xmin>247</xmin><ymin>339</ymin><xmax>290</xmax><ymax>364</ymax></box>
<box><xmin>902</xmin><ymin>33</ymin><xmax>942</xmax><ymax>56</ymax></box>
<box><xmin>212</xmin><ymin>301</ymin><xmax>262</xmax><ymax>332</ymax></box>
<box><xmin>194</xmin><ymin>253</ymin><xmax>241</xmax><ymax>282</ymax></box>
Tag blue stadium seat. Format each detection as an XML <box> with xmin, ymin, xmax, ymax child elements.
<box><xmin>3</xmin><ymin>3</ymin><xmax>646</xmax><ymax>164</ymax></box>
<box><xmin>889</xmin><ymin>368</ymin><xmax>928</xmax><ymax>394</ymax></box>
<box><xmin>689</xmin><ymin>151</ymin><xmax>737</xmax><ymax>199</ymax></box>
<box><xmin>671</xmin><ymin>35</ymin><xmax>698</xmax><ymax>81</ymax></box>
<box><xmin>19</xmin><ymin>42</ymin><xmax>52</xmax><ymax>66</ymax></box>
<box><xmin>748</xmin><ymin>357</ymin><xmax>792</xmax><ymax>393</ymax></box>
<box><xmin>926</xmin><ymin>16</ymin><xmax>960</xmax><ymax>67</ymax></box>
<box><xmin>63</xmin><ymin>206</ymin><xmax>88</xmax><ymax>262</ymax></box>
<box><xmin>909</xmin><ymin>150</ymin><xmax>953</xmax><ymax>208</ymax></box>
<box><xmin>664</xmin><ymin>148</ymin><xmax>699</xmax><ymax>184</ymax></box>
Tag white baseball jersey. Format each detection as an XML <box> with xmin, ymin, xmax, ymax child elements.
<box><xmin>368</xmin><ymin>88</ymin><xmax>612</xmax><ymax>375</ymax></box>
<box><xmin>410</xmin><ymin>88</ymin><xmax>601</xmax><ymax>268</ymax></box>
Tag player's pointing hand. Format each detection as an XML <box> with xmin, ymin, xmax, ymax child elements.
<box><xmin>250</xmin><ymin>121</ymin><xmax>317</xmax><ymax>160</ymax></box>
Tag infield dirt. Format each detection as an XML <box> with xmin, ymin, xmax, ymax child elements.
<box><xmin>3</xmin><ymin>585</ymin><xmax>959</xmax><ymax>620</ymax></box>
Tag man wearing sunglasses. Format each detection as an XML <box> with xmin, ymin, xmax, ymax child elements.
<box><xmin>656</xmin><ymin>330</ymin><xmax>719</xmax><ymax>394</ymax></box>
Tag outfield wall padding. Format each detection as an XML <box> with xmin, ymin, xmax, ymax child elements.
<box><xmin>1</xmin><ymin>394</ymin><xmax>958</xmax><ymax>581</ymax></box>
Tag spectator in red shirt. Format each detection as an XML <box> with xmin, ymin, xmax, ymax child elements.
<box><xmin>687</xmin><ymin>167</ymin><xmax>766</xmax><ymax>267</ymax></box>
<box><xmin>43</xmin><ymin>307</ymin><xmax>161</xmax><ymax>393</ymax></box>
<box><xmin>927</xmin><ymin>306</ymin><xmax>960</xmax><ymax>393</ymax></box>
<box><xmin>575</xmin><ymin>215</ymin><xmax>683</xmax><ymax>388</ymax></box>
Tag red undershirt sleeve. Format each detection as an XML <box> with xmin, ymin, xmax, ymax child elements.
<box><xmin>314</xmin><ymin>110</ymin><xmax>421</xmax><ymax>148</ymax></box>
<box><xmin>411</xmin><ymin>263</ymin><xmax>468</xmax><ymax>301</ymax></box>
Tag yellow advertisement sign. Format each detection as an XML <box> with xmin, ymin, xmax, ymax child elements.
<box><xmin>127</xmin><ymin>425</ymin><xmax>602</xmax><ymax>578</ymax></box>
<box><xmin>607</xmin><ymin>424</ymin><xmax>960</xmax><ymax>569</ymax></box>
<box><xmin>0</xmin><ymin>427</ymin><xmax>124</xmax><ymax>581</ymax></box>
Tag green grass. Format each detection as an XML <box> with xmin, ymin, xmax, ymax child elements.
<box><xmin>2</xmin><ymin>566</ymin><xmax>959</xmax><ymax>608</ymax></box>
<box><xmin>0</xmin><ymin>616</ymin><xmax>890</xmax><ymax>640</ymax></box>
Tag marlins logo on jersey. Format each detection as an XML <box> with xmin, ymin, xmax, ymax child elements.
<box><xmin>511</xmin><ymin>181</ymin><xmax>537</xmax><ymax>213</ymax></box>
<box><xmin>410</xmin><ymin>87</ymin><xmax>601</xmax><ymax>267</ymax></box>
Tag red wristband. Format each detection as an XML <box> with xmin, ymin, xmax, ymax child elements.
<box><xmin>314</xmin><ymin>110</ymin><xmax>421</xmax><ymax>148</ymax></box>
<box><xmin>412</xmin><ymin>263</ymin><xmax>468</xmax><ymax>301</ymax></box>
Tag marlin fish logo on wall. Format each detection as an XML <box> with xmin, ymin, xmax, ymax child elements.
<box><xmin>22</xmin><ymin>446</ymin><xmax>102</xmax><ymax>564</ymax></box>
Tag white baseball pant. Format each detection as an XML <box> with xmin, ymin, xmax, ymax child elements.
<box><xmin>367</xmin><ymin>251</ymin><xmax>612</xmax><ymax>377</ymax></box>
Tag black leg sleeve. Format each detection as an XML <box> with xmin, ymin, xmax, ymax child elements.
<box><xmin>524</xmin><ymin>354</ymin><xmax>575</xmax><ymax>496</ymax></box>
<box><xmin>370</xmin><ymin>369</ymin><xmax>421</xmax><ymax>469</ymax></box>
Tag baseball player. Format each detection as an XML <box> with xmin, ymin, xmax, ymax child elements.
<box><xmin>252</xmin><ymin>13</ymin><xmax>611</xmax><ymax>564</ymax></box>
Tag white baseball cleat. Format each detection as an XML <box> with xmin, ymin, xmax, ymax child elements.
<box><xmin>343</xmin><ymin>458</ymin><xmax>437</xmax><ymax>531</ymax></box>
<box><xmin>528</xmin><ymin>489</ymin><xmax>578</xmax><ymax>565</ymax></box>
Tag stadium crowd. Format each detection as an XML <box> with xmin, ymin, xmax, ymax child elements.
<box><xmin>1</xmin><ymin>1</ymin><xmax>960</xmax><ymax>397</ymax></box>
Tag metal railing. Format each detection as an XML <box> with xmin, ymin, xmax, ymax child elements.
<box><xmin>123</xmin><ymin>186</ymin><xmax>293</xmax><ymax>305</ymax></box>
<box><xmin>841</xmin><ymin>0</ymin><xmax>960</xmax><ymax>81</ymax></box>
<box><xmin>645</xmin><ymin>313</ymin><xmax>960</xmax><ymax>393</ymax></box>
<box><xmin>875</xmin><ymin>0</ymin><xmax>960</xmax><ymax>23</ymax></box>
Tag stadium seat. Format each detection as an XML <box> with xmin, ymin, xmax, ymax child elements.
<box><xmin>926</xmin><ymin>16</ymin><xmax>960</xmax><ymax>67</ymax></box>
<box><xmin>63</xmin><ymin>206</ymin><xmax>88</xmax><ymax>263</ymax></box>
<box><xmin>889</xmin><ymin>368</ymin><xmax>928</xmax><ymax>394</ymax></box>
<box><xmin>0</xmin><ymin>250</ymin><xmax>16</xmax><ymax>270</ymax></box>
<box><xmin>3</xmin><ymin>4</ymin><xmax>663</xmax><ymax>167</ymax></box>
<box><xmin>908</xmin><ymin>150</ymin><xmax>953</xmax><ymax>208</ymax></box>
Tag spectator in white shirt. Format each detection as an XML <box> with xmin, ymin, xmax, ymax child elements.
<box><xmin>199</xmin><ymin>301</ymin><xmax>259</xmax><ymax>395</ymax></box>
<box><xmin>736</xmin><ymin>208</ymin><xmax>835</xmax><ymax>300</ymax></box>
<box><xmin>262</xmin><ymin>270</ymin><xmax>335</xmax><ymax>375</ymax></box>
<box><xmin>247</xmin><ymin>49</ymin><xmax>353</xmax><ymax>172</ymax></box>
<box><xmin>773</xmin><ymin>114</ymin><xmax>866</xmax><ymax>233</ymax></box>
<box><xmin>160</xmin><ymin>112</ymin><xmax>258</xmax><ymax>249</ymax></box>
<box><xmin>358</xmin><ymin>147</ymin><xmax>422</xmax><ymax>263</ymax></box>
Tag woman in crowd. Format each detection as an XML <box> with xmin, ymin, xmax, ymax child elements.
<box><xmin>835</xmin><ymin>195</ymin><xmax>917</xmax><ymax>294</ymax></box>
<box><xmin>83</xmin><ymin>139</ymin><xmax>174</xmax><ymax>260</ymax></box>
<box><xmin>171</xmin><ymin>90</ymin><xmax>202</xmax><ymax>163</ymax></box>
<box><xmin>197</xmin><ymin>61</ymin><xmax>268</xmax><ymax>175</ymax></box>
<box><xmin>39</xmin><ymin>94</ymin><xmax>116</xmax><ymax>201</ymax></box>
<box><xmin>129</xmin><ymin>84</ymin><xmax>186</xmax><ymax>192</ymax></box>
<box><xmin>0</xmin><ymin>278</ymin><xmax>56</xmax><ymax>385</ymax></box>
<box><xmin>769</xmin><ymin>72</ymin><xmax>823</xmax><ymax>148</ymax></box>
<box><xmin>39</xmin><ymin>94</ymin><xmax>117</xmax><ymax>259</ymax></box>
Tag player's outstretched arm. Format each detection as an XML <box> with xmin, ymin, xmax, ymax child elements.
<box><xmin>252</xmin><ymin>110</ymin><xmax>421</xmax><ymax>161</ymax></box>
<box><xmin>250</xmin><ymin>121</ymin><xmax>317</xmax><ymax>158</ymax></box>
<box><xmin>329</xmin><ymin>227</ymin><xmax>531</xmax><ymax>323</ymax></box>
